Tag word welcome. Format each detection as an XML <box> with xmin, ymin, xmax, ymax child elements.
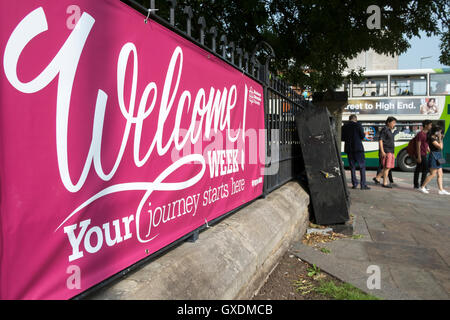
<box><xmin>3</xmin><ymin>7</ymin><xmax>252</xmax><ymax>247</ymax></box>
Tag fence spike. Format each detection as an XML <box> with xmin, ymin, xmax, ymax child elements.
<box><xmin>209</xmin><ymin>27</ymin><xmax>217</xmax><ymax>52</ymax></box>
<box><xmin>244</xmin><ymin>51</ymin><xmax>249</xmax><ymax>73</ymax></box>
<box><xmin>168</xmin><ymin>0</ymin><xmax>176</xmax><ymax>26</ymax></box>
<box><xmin>183</xmin><ymin>6</ymin><xmax>193</xmax><ymax>37</ymax></box>
<box><xmin>250</xmin><ymin>55</ymin><xmax>257</xmax><ymax>77</ymax></box>
<box><xmin>229</xmin><ymin>42</ymin><xmax>235</xmax><ymax>65</ymax></box>
<box><xmin>251</xmin><ymin>41</ymin><xmax>275</xmax><ymax>85</ymax></box>
<box><xmin>255</xmin><ymin>61</ymin><xmax>261</xmax><ymax>79</ymax></box>
<box><xmin>236</xmin><ymin>47</ymin><xmax>243</xmax><ymax>69</ymax></box>
<box><xmin>198</xmin><ymin>16</ymin><xmax>206</xmax><ymax>45</ymax></box>
<box><xmin>220</xmin><ymin>34</ymin><xmax>228</xmax><ymax>59</ymax></box>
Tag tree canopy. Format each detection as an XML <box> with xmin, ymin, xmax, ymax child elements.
<box><xmin>130</xmin><ymin>0</ymin><xmax>449</xmax><ymax>91</ymax></box>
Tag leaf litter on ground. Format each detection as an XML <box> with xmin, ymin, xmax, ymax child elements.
<box><xmin>303</xmin><ymin>221</ymin><xmax>364</xmax><ymax>250</ymax></box>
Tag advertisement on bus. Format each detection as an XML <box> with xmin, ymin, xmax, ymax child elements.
<box><xmin>344</xmin><ymin>98</ymin><xmax>443</xmax><ymax>115</ymax></box>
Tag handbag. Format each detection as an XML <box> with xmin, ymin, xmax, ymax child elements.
<box><xmin>432</xmin><ymin>151</ymin><xmax>446</xmax><ymax>165</ymax></box>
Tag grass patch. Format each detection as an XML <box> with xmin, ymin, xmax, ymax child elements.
<box><xmin>306</xmin><ymin>264</ymin><xmax>321</xmax><ymax>278</ymax></box>
<box><xmin>315</xmin><ymin>280</ymin><xmax>380</xmax><ymax>300</ymax></box>
<box><xmin>320</xmin><ymin>247</ymin><xmax>331</xmax><ymax>254</ymax></box>
<box><xmin>293</xmin><ymin>278</ymin><xmax>315</xmax><ymax>296</ymax></box>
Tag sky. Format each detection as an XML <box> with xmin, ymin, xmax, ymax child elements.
<box><xmin>398</xmin><ymin>31</ymin><xmax>449</xmax><ymax>70</ymax></box>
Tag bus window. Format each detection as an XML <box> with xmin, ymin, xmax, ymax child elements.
<box><xmin>391</xmin><ymin>75</ymin><xmax>427</xmax><ymax>96</ymax></box>
<box><xmin>359</xmin><ymin>121</ymin><xmax>424</xmax><ymax>142</ymax></box>
<box><xmin>362</xmin><ymin>124</ymin><xmax>377</xmax><ymax>141</ymax></box>
<box><xmin>430</xmin><ymin>73</ymin><xmax>450</xmax><ymax>95</ymax></box>
<box><xmin>360</xmin><ymin>122</ymin><xmax>389</xmax><ymax>141</ymax></box>
<box><xmin>352</xmin><ymin>76</ymin><xmax>388</xmax><ymax>97</ymax></box>
<box><xmin>336</xmin><ymin>80</ymin><xmax>349</xmax><ymax>94</ymax></box>
<box><xmin>393</xmin><ymin>122</ymin><xmax>423</xmax><ymax>141</ymax></box>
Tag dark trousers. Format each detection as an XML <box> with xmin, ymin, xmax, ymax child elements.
<box><xmin>377</xmin><ymin>156</ymin><xmax>393</xmax><ymax>183</ymax></box>
<box><xmin>348</xmin><ymin>152</ymin><xmax>366</xmax><ymax>187</ymax></box>
<box><xmin>413</xmin><ymin>156</ymin><xmax>429</xmax><ymax>188</ymax></box>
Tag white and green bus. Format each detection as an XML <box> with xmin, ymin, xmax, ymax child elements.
<box><xmin>341</xmin><ymin>68</ymin><xmax>450</xmax><ymax>171</ymax></box>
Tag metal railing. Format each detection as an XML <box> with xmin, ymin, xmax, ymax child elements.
<box><xmin>123</xmin><ymin>0</ymin><xmax>308</xmax><ymax>195</ymax></box>
<box><xmin>263</xmin><ymin>73</ymin><xmax>307</xmax><ymax>194</ymax></box>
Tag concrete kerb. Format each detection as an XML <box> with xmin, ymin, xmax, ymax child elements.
<box><xmin>87</xmin><ymin>181</ymin><xmax>310</xmax><ymax>300</ymax></box>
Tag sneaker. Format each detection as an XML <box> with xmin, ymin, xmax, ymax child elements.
<box><xmin>419</xmin><ymin>187</ymin><xmax>429</xmax><ymax>194</ymax></box>
<box><xmin>438</xmin><ymin>190</ymin><xmax>450</xmax><ymax>195</ymax></box>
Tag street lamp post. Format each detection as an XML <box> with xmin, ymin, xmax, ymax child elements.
<box><xmin>420</xmin><ymin>56</ymin><xmax>432</xmax><ymax>68</ymax></box>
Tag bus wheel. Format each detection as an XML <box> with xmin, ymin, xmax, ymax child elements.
<box><xmin>397</xmin><ymin>150</ymin><xmax>416</xmax><ymax>172</ymax></box>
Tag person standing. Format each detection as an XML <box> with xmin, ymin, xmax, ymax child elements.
<box><xmin>342</xmin><ymin>115</ymin><xmax>370</xmax><ymax>190</ymax></box>
<box><xmin>375</xmin><ymin>125</ymin><xmax>398</xmax><ymax>186</ymax></box>
<box><xmin>376</xmin><ymin>149</ymin><xmax>394</xmax><ymax>185</ymax></box>
<box><xmin>419</xmin><ymin>126</ymin><xmax>450</xmax><ymax>195</ymax></box>
<box><xmin>373</xmin><ymin>117</ymin><xmax>397</xmax><ymax>188</ymax></box>
<box><xmin>413</xmin><ymin>120</ymin><xmax>432</xmax><ymax>189</ymax></box>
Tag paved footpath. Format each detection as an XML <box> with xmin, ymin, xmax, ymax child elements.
<box><xmin>290</xmin><ymin>169</ymin><xmax>450</xmax><ymax>300</ymax></box>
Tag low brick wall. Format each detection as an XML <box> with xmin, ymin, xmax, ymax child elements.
<box><xmin>87</xmin><ymin>181</ymin><xmax>310</xmax><ymax>300</ymax></box>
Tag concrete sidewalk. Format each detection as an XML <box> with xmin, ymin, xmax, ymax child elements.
<box><xmin>290</xmin><ymin>170</ymin><xmax>450</xmax><ymax>300</ymax></box>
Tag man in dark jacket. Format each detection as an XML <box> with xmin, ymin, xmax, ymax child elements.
<box><xmin>342</xmin><ymin>115</ymin><xmax>370</xmax><ymax>190</ymax></box>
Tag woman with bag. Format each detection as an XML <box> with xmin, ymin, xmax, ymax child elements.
<box><xmin>419</xmin><ymin>126</ymin><xmax>449</xmax><ymax>195</ymax></box>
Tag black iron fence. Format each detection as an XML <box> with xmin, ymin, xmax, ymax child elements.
<box><xmin>123</xmin><ymin>0</ymin><xmax>307</xmax><ymax>195</ymax></box>
<box><xmin>264</xmin><ymin>74</ymin><xmax>306</xmax><ymax>194</ymax></box>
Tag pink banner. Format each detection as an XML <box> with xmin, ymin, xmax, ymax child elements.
<box><xmin>0</xmin><ymin>0</ymin><xmax>265</xmax><ymax>299</ymax></box>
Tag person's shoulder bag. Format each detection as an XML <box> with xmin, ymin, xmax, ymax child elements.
<box><xmin>430</xmin><ymin>136</ymin><xmax>446</xmax><ymax>165</ymax></box>
<box><xmin>432</xmin><ymin>151</ymin><xmax>446</xmax><ymax>165</ymax></box>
